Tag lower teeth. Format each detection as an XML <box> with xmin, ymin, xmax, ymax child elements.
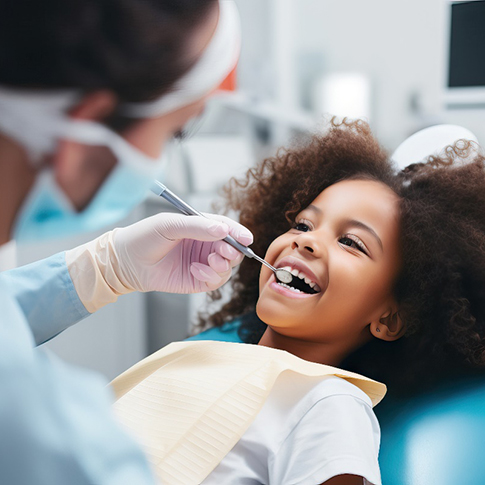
<box><xmin>277</xmin><ymin>282</ymin><xmax>303</xmax><ymax>293</ymax></box>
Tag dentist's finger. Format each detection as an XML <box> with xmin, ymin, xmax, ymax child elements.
<box><xmin>207</xmin><ymin>252</ymin><xmax>230</xmax><ymax>274</ymax></box>
<box><xmin>205</xmin><ymin>268</ymin><xmax>232</xmax><ymax>291</ymax></box>
<box><xmin>213</xmin><ymin>240</ymin><xmax>245</xmax><ymax>267</ymax></box>
<box><xmin>190</xmin><ymin>262</ymin><xmax>223</xmax><ymax>286</ymax></box>
<box><xmin>202</xmin><ymin>213</ymin><xmax>253</xmax><ymax>246</ymax></box>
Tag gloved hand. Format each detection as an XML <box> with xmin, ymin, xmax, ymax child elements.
<box><xmin>66</xmin><ymin>212</ymin><xmax>253</xmax><ymax>313</ymax></box>
<box><xmin>112</xmin><ymin>212</ymin><xmax>253</xmax><ymax>294</ymax></box>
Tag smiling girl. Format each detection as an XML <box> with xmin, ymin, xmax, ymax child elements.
<box><xmin>256</xmin><ymin>177</ymin><xmax>402</xmax><ymax>369</ymax></box>
<box><xmin>112</xmin><ymin>120</ymin><xmax>485</xmax><ymax>485</ymax></box>
<box><xmin>201</xmin><ymin>119</ymin><xmax>485</xmax><ymax>398</ymax></box>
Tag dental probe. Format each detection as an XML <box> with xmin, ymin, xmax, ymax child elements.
<box><xmin>150</xmin><ymin>180</ymin><xmax>293</xmax><ymax>284</ymax></box>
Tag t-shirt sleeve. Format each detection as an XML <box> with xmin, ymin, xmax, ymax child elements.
<box><xmin>268</xmin><ymin>392</ymin><xmax>382</xmax><ymax>485</ymax></box>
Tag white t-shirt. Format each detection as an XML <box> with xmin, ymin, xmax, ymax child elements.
<box><xmin>201</xmin><ymin>374</ymin><xmax>382</xmax><ymax>485</ymax></box>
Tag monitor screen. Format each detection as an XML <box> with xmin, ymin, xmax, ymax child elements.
<box><xmin>448</xmin><ymin>1</ymin><xmax>485</xmax><ymax>88</ymax></box>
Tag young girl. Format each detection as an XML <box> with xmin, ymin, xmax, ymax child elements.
<box><xmin>111</xmin><ymin>120</ymin><xmax>485</xmax><ymax>485</ymax></box>
<box><xmin>199</xmin><ymin>119</ymin><xmax>485</xmax><ymax>399</ymax></box>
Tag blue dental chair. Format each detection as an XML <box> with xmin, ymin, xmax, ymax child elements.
<box><xmin>377</xmin><ymin>124</ymin><xmax>485</xmax><ymax>484</ymax></box>
<box><xmin>377</xmin><ymin>378</ymin><xmax>485</xmax><ymax>485</ymax></box>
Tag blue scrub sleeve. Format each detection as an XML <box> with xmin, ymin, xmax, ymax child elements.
<box><xmin>0</xmin><ymin>277</ymin><xmax>157</xmax><ymax>485</ymax></box>
<box><xmin>0</xmin><ymin>252</ymin><xmax>89</xmax><ymax>345</ymax></box>
<box><xmin>0</xmin><ymin>352</ymin><xmax>157</xmax><ymax>485</ymax></box>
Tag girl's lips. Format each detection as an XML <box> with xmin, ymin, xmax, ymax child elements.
<box><xmin>268</xmin><ymin>273</ymin><xmax>322</xmax><ymax>299</ymax></box>
<box><xmin>275</xmin><ymin>256</ymin><xmax>325</xmax><ymax>291</ymax></box>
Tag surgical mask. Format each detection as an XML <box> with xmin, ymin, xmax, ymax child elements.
<box><xmin>14</xmin><ymin>162</ymin><xmax>167</xmax><ymax>242</ymax></box>
<box><xmin>11</xmin><ymin>114</ymin><xmax>172</xmax><ymax>242</ymax></box>
<box><xmin>0</xmin><ymin>0</ymin><xmax>240</xmax><ymax>243</ymax></box>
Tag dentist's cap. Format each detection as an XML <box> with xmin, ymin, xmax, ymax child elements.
<box><xmin>392</xmin><ymin>124</ymin><xmax>479</xmax><ymax>171</ymax></box>
<box><xmin>121</xmin><ymin>0</ymin><xmax>241</xmax><ymax>118</ymax></box>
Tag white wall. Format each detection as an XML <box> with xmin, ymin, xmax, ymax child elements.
<box><xmin>295</xmin><ymin>0</ymin><xmax>443</xmax><ymax>147</ymax></box>
<box><xmin>278</xmin><ymin>0</ymin><xmax>483</xmax><ymax>150</ymax></box>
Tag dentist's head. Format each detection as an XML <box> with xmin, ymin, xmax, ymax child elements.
<box><xmin>0</xmin><ymin>0</ymin><xmax>240</xmax><ymax>244</ymax></box>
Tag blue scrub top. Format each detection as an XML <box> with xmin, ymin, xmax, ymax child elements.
<box><xmin>0</xmin><ymin>253</ymin><xmax>157</xmax><ymax>484</ymax></box>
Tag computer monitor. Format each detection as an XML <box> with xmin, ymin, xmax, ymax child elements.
<box><xmin>444</xmin><ymin>0</ymin><xmax>485</xmax><ymax>108</ymax></box>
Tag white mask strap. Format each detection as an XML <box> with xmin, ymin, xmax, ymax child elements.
<box><xmin>0</xmin><ymin>90</ymin><xmax>78</xmax><ymax>163</ymax></box>
<box><xmin>0</xmin><ymin>91</ymin><xmax>164</xmax><ymax>175</ymax></box>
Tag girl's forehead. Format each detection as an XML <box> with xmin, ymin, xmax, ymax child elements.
<box><xmin>311</xmin><ymin>179</ymin><xmax>398</xmax><ymax>210</ymax></box>
<box><xmin>307</xmin><ymin>179</ymin><xmax>400</xmax><ymax>231</ymax></box>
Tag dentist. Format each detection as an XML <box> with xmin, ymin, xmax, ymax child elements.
<box><xmin>0</xmin><ymin>1</ymin><xmax>252</xmax><ymax>483</ymax></box>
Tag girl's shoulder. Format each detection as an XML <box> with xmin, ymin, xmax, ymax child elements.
<box><xmin>305</xmin><ymin>374</ymin><xmax>374</xmax><ymax>407</ymax></box>
<box><xmin>237</xmin><ymin>374</ymin><xmax>382</xmax><ymax>485</ymax></box>
<box><xmin>266</xmin><ymin>373</ymin><xmax>375</xmax><ymax>436</ymax></box>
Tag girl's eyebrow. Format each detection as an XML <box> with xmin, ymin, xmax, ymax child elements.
<box><xmin>345</xmin><ymin>219</ymin><xmax>383</xmax><ymax>252</ymax></box>
<box><xmin>306</xmin><ymin>204</ymin><xmax>322</xmax><ymax>215</ymax></box>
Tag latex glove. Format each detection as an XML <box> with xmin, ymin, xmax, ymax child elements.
<box><xmin>112</xmin><ymin>212</ymin><xmax>253</xmax><ymax>294</ymax></box>
<box><xmin>66</xmin><ymin>213</ymin><xmax>253</xmax><ymax>313</ymax></box>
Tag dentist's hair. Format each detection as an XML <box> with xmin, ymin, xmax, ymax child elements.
<box><xmin>199</xmin><ymin>119</ymin><xmax>485</xmax><ymax>397</ymax></box>
<box><xmin>0</xmin><ymin>0</ymin><xmax>216</xmax><ymax>103</ymax></box>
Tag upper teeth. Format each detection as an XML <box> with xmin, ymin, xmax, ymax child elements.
<box><xmin>279</xmin><ymin>266</ymin><xmax>320</xmax><ymax>291</ymax></box>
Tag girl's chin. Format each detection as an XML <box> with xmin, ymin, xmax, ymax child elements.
<box><xmin>256</xmin><ymin>295</ymin><xmax>306</xmax><ymax>329</ymax></box>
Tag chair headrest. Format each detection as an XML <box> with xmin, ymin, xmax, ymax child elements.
<box><xmin>391</xmin><ymin>124</ymin><xmax>478</xmax><ymax>170</ymax></box>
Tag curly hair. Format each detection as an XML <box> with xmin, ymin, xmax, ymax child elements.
<box><xmin>197</xmin><ymin>119</ymin><xmax>485</xmax><ymax>397</ymax></box>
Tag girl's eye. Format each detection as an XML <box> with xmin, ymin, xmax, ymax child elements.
<box><xmin>339</xmin><ymin>235</ymin><xmax>369</xmax><ymax>255</ymax></box>
<box><xmin>293</xmin><ymin>222</ymin><xmax>311</xmax><ymax>232</ymax></box>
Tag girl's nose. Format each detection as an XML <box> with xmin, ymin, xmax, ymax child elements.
<box><xmin>291</xmin><ymin>240</ymin><xmax>314</xmax><ymax>253</ymax></box>
<box><xmin>291</xmin><ymin>233</ymin><xmax>320</xmax><ymax>255</ymax></box>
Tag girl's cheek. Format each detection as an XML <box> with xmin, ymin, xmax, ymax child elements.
<box><xmin>265</xmin><ymin>244</ymin><xmax>277</xmax><ymax>262</ymax></box>
<box><xmin>265</xmin><ymin>234</ymin><xmax>290</xmax><ymax>261</ymax></box>
<box><xmin>263</xmin><ymin>242</ymin><xmax>279</xmax><ymax>265</ymax></box>
<box><xmin>258</xmin><ymin>238</ymin><xmax>286</xmax><ymax>292</ymax></box>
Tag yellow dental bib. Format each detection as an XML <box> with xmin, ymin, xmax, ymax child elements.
<box><xmin>110</xmin><ymin>340</ymin><xmax>386</xmax><ymax>485</ymax></box>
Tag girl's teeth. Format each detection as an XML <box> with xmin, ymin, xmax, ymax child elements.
<box><xmin>276</xmin><ymin>265</ymin><xmax>321</xmax><ymax>292</ymax></box>
<box><xmin>297</xmin><ymin>271</ymin><xmax>316</xmax><ymax>288</ymax></box>
<box><xmin>277</xmin><ymin>282</ymin><xmax>302</xmax><ymax>293</ymax></box>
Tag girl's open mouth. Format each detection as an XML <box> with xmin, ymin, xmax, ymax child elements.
<box><xmin>269</xmin><ymin>273</ymin><xmax>323</xmax><ymax>299</ymax></box>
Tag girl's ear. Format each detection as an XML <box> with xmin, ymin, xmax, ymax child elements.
<box><xmin>370</xmin><ymin>305</ymin><xmax>405</xmax><ymax>342</ymax></box>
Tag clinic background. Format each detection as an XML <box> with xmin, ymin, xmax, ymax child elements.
<box><xmin>12</xmin><ymin>0</ymin><xmax>485</xmax><ymax>380</ymax></box>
